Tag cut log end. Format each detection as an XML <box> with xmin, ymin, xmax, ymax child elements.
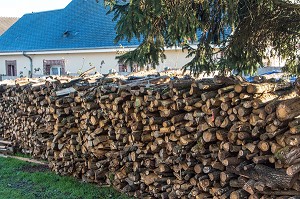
<box><xmin>276</xmin><ymin>105</ymin><xmax>289</xmax><ymax>121</ymax></box>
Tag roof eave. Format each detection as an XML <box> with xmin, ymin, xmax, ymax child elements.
<box><xmin>0</xmin><ymin>46</ymin><xmax>140</xmax><ymax>55</ymax></box>
<box><xmin>0</xmin><ymin>44</ymin><xmax>201</xmax><ymax>56</ymax></box>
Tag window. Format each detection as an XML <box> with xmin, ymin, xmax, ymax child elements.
<box><xmin>131</xmin><ymin>64</ymin><xmax>138</xmax><ymax>72</ymax></box>
<box><xmin>119</xmin><ymin>63</ymin><xmax>141</xmax><ymax>73</ymax></box>
<box><xmin>119</xmin><ymin>63</ymin><xmax>127</xmax><ymax>72</ymax></box>
<box><xmin>5</xmin><ymin>60</ymin><xmax>17</xmax><ymax>76</ymax></box>
<box><xmin>50</xmin><ymin>66</ymin><xmax>62</xmax><ymax>76</ymax></box>
<box><xmin>43</xmin><ymin>60</ymin><xmax>65</xmax><ymax>76</ymax></box>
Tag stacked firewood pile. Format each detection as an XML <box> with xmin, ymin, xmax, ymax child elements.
<box><xmin>0</xmin><ymin>84</ymin><xmax>13</xmax><ymax>155</ymax></box>
<box><xmin>1</xmin><ymin>74</ymin><xmax>300</xmax><ymax>198</ymax></box>
<box><xmin>0</xmin><ymin>76</ymin><xmax>100</xmax><ymax>158</ymax></box>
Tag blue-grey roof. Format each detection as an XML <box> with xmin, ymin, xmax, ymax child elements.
<box><xmin>0</xmin><ymin>0</ymin><xmax>140</xmax><ymax>52</ymax></box>
<box><xmin>0</xmin><ymin>0</ymin><xmax>232</xmax><ymax>53</ymax></box>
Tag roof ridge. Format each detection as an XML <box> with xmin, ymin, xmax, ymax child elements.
<box><xmin>22</xmin><ymin>0</ymin><xmax>72</xmax><ymax>16</ymax></box>
<box><xmin>23</xmin><ymin>8</ymin><xmax>64</xmax><ymax>16</ymax></box>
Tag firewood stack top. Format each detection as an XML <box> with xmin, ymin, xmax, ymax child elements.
<box><xmin>1</xmin><ymin>74</ymin><xmax>300</xmax><ymax>198</ymax></box>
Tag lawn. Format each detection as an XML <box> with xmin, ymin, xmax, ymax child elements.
<box><xmin>0</xmin><ymin>156</ymin><xmax>131</xmax><ymax>199</ymax></box>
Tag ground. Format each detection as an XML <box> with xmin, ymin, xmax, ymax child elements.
<box><xmin>0</xmin><ymin>156</ymin><xmax>131</xmax><ymax>199</ymax></box>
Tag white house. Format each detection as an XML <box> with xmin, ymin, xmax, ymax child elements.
<box><xmin>0</xmin><ymin>0</ymin><xmax>193</xmax><ymax>79</ymax></box>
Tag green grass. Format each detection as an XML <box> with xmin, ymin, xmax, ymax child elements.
<box><xmin>13</xmin><ymin>152</ymin><xmax>33</xmax><ymax>159</ymax></box>
<box><xmin>0</xmin><ymin>156</ymin><xmax>131</xmax><ymax>199</ymax></box>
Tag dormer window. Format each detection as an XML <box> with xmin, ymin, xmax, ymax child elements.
<box><xmin>63</xmin><ymin>30</ymin><xmax>71</xmax><ymax>37</ymax></box>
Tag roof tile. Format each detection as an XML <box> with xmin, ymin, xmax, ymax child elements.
<box><xmin>0</xmin><ymin>0</ymin><xmax>139</xmax><ymax>52</ymax></box>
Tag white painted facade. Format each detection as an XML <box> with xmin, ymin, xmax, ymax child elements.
<box><xmin>0</xmin><ymin>45</ymin><xmax>286</xmax><ymax>80</ymax></box>
<box><xmin>0</xmin><ymin>48</ymin><xmax>193</xmax><ymax>79</ymax></box>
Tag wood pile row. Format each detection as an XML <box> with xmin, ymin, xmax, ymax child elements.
<box><xmin>1</xmin><ymin>74</ymin><xmax>300</xmax><ymax>198</ymax></box>
<box><xmin>0</xmin><ymin>84</ymin><xmax>13</xmax><ymax>155</ymax></box>
<box><xmin>0</xmin><ymin>75</ymin><xmax>101</xmax><ymax>158</ymax></box>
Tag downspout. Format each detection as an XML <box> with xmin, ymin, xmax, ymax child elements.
<box><xmin>22</xmin><ymin>52</ymin><xmax>33</xmax><ymax>78</ymax></box>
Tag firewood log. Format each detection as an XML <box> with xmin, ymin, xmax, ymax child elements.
<box><xmin>276</xmin><ymin>97</ymin><xmax>300</xmax><ymax>121</ymax></box>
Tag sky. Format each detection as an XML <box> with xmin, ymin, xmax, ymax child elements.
<box><xmin>0</xmin><ymin>0</ymin><xmax>72</xmax><ymax>17</ymax></box>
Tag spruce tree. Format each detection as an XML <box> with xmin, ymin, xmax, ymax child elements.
<box><xmin>102</xmin><ymin>0</ymin><xmax>300</xmax><ymax>76</ymax></box>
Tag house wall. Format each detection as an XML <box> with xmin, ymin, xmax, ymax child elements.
<box><xmin>0</xmin><ymin>49</ymin><xmax>192</xmax><ymax>78</ymax></box>
<box><xmin>0</xmin><ymin>48</ymin><xmax>285</xmax><ymax>79</ymax></box>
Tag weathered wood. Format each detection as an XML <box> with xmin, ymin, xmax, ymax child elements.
<box><xmin>277</xmin><ymin>97</ymin><xmax>300</xmax><ymax>121</ymax></box>
<box><xmin>247</xmin><ymin>81</ymin><xmax>292</xmax><ymax>94</ymax></box>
